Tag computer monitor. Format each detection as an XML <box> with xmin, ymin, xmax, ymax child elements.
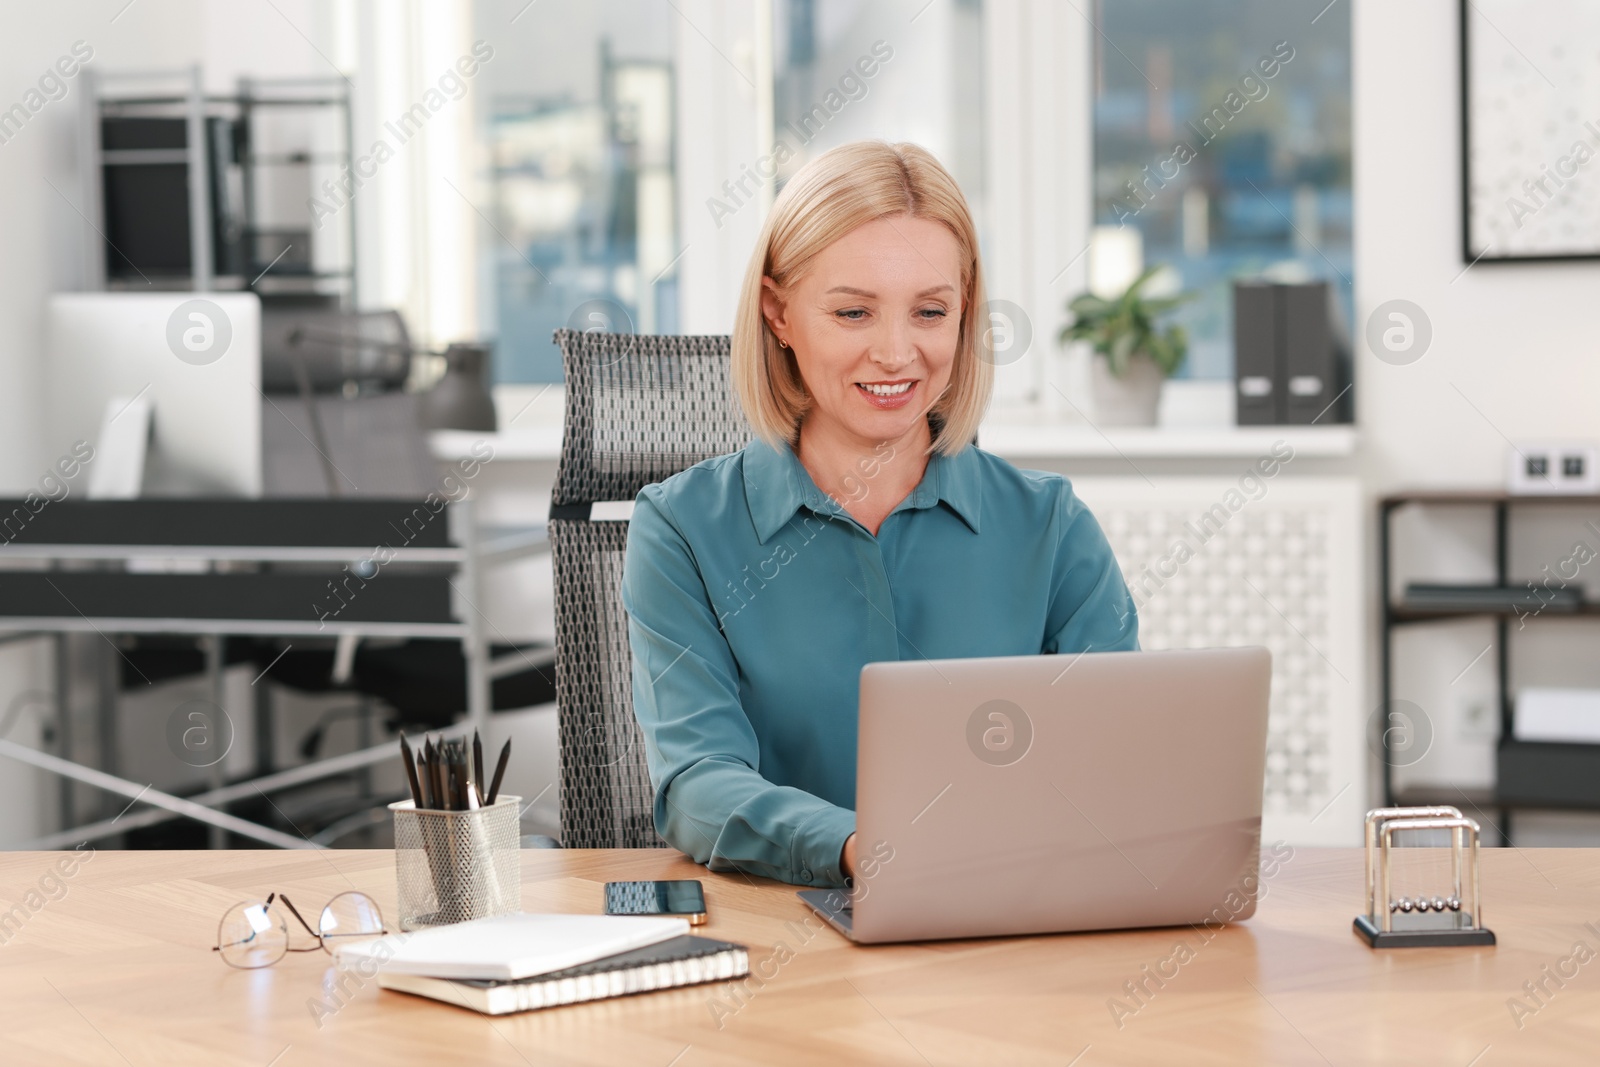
<box><xmin>46</xmin><ymin>292</ymin><xmax>262</xmax><ymax>497</ymax></box>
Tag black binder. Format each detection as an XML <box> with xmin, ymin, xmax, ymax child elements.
<box><xmin>1283</xmin><ymin>281</ymin><xmax>1351</xmax><ymax>424</ymax></box>
<box><xmin>1233</xmin><ymin>280</ymin><xmax>1352</xmax><ymax>425</ymax></box>
<box><xmin>1233</xmin><ymin>281</ymin><xmax>1282</xmax><ymax>424</ymax></box>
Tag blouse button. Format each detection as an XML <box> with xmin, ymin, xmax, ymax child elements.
<box><xmin>799</xmin><ymin>868</ymin><xmax>814</xmax><ymax>883</ymax></box>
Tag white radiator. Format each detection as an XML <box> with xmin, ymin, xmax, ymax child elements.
<box><xmin>1071</xmin><ymin>475</ymin><xmax>1366</xmax><ymax>846</ymax></box>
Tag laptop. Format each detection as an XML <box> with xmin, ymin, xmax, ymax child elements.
<box><xmin>799</xmin><ymin>647</ymin><xmax>1272</xmax><ymax>944</ymax></box>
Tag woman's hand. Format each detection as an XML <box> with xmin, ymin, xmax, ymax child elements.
<box><xmin>841</xmin><ymin>833</ymin><xmax>858</xmax><ymax>881</ymax></box>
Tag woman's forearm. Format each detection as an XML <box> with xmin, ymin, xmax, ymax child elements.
<box><xmin>658</xmin><ymin>758</ymin><xmax>856</xmax><ymax>887</ymax></box>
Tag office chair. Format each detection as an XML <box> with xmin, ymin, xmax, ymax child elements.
<box><xmin>258</xmin><ymin>304</ymin><xmax>437</xmax><ymax>496</ymax></box>
<box><xmin>549</xmin><ymin>328</ymin><xmax>751</xmax><ymax>847</ymax></box>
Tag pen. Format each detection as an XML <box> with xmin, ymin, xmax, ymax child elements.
<box><xmin>399</xmin><ymin>732</ymin><xmax>423</xmax><ymax>807</ymax></box>
<box><xmin>487</xmin><ymin>739</ymin><xmax>511</xmax><ymax>804</ymax></box>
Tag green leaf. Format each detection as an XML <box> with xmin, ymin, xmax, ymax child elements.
<box><xmin>1139</xmin><ymin>293</ymin><xmax>1194</xmax><ymax>316</ymax></box>
<box><xmin>1125</xmin><ymin>265</ymin><xmax>1163</xmax><ymax>296</ymax></box>
<box><xmin>1060</xmin><ymin>261</ymin><xmax>1193</xmax><ymax>379</ymax></box>
<box><xmin>1109</xmin><ymin>330</ymin><xmax>1136</xmax><ymax>377</ymax></box>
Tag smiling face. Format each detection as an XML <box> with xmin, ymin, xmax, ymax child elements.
<box><xmin>762</xmin><ymin>214</ymin><xmax>965</xmax><ymax>450</ymax></box>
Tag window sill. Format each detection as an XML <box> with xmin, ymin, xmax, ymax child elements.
<box><xmin>975</xmin><ymin>421</ymin><xmax>1358</xmax><ymax>460</ymax></box>
<box><xmin>430</xmin><ymin>426</ymin><xmax>562</xmax><ymax>463</ymax></box>
<box><xmin>432</xmin><ymin>422</ymin><xmax>1357</xmax><ymax>465</ymax></box>
<box><xmin>431</xmin><ymin>382</ymin><xmax>1358</xmax><ymax>465</ymax></box>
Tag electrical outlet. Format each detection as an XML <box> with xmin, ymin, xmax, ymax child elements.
<box><xmin>1508</xmin><ymin>441</ymin><xmax>1600</xmax><ymax>495</ymax></box>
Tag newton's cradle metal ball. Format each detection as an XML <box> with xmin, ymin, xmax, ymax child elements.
<box><xmin>1388</xmin><ymin>895</ymin><xmax>1461</xmax><ymax>914</ymax></box>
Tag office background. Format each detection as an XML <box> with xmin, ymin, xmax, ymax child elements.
<box><xmin>0</xmin><ymin>0</ymin><xmax>1595</xmax><ymax>850</ymax></box>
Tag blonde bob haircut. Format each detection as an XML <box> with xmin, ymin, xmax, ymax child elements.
<box><xmin>731</xmin><ymin>140</ymin><xmax>993</xmax><ymax>456</ymax></box>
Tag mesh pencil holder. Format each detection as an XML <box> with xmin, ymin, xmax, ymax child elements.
<box><xmin>390</xmin><ymin>796</ymin><xmax>522</xmax><ymax>931</ymax></box>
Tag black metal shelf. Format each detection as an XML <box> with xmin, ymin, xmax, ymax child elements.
<box><xmin>1395</xmin><ymin>741</ymin><xmax>1600</xmax><ymax>812</ymax></box>
<box><xmin>1380</xmin><ymin>493</ymin><xmax>1600</xmax><ymax>845</ymax></box>
<box><xmin>1391</xmin><ymin>786</ymin><xmax>1498</xmax><ymax>810</ymax></box>
<box><xmin>1388</xmin><ymin>599</ymin><xmax>1595</xmax><ymax>623</ymax></box>
<box><xmin>1382</xmin><ymin>490</ymin><xmax>1600</xmax><ymax>507</ymax></box>
<box><xmin>245</xmin><ymin>152</ymin><xmax>348</xmax><ymax>165</ymax></box>
<box><xmin>245</xmin><ymin>269</ymin><xmax>355</xmax><ymax>280</ymax></box>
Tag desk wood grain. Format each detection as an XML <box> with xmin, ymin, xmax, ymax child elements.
<box><xmin>2</xmin><ymin>847</ymin><xmax>1599</xmax><ymax>1066</ymax></box>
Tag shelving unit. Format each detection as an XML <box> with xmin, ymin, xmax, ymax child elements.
<box><xmin>235</xmin><ymin>76</ymin><xmax>356</xmax><ymax>299</ymax></box>
<box><xmin>80</xmin><ymin>66</ymin><xmax>355</xmax><ymax>301</ymax></box>
<box><xmin>1379</xmin><ymin>490</ymin><xmax>1600</xmax><ymax>844</ymax></box>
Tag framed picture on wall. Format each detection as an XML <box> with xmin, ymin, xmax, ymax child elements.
<box><xmin>1460</xmin><ymin>0</ymin><xmax>1600</xmax><ymax>262</ymax></box>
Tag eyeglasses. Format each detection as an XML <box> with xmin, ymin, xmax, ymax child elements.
<box><xmin>213</xmin><ymin>890</ymin><xmax>388</xmax><ymax>969</ymax></box>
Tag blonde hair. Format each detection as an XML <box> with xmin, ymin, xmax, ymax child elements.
<box><xmin>731</xmin><ymin>141</ymin><xmax>992</xmax><ymax>456</ymax></box>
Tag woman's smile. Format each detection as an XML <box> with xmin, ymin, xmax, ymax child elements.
<box><xmin>855</xmin><ymin>378</ymin><xmax>918</xmax><ymax>408</ymax></box>
<box><xmin>627</xmin><ymin>139</ymin><xmax>1135</xmax><ymax>896</ymax></box>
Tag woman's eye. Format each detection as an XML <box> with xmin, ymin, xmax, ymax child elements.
<box><xmin>835</xmin><ymin>308</ymin><xmax>868</xmax><ymax>321</ymax></box>
<box><xmin>917</xmin><ymin>307</ymin><xmax>948</xmax><ymax>321</ymax></box>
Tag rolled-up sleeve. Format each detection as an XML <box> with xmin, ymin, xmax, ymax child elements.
<box><xmin>621</xmin><ymin>488</ymin><xmax>854</xmax><ymax>887</ymax></box>
<box><xmin>1041</xmin><ymin>485</ymin><xmax>1140</xmax><ymax>655</ymax></box>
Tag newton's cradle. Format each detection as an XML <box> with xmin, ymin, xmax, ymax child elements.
<box><xmin>1353</xmin><ymin>806</ymin><xmax>1496</xmax><ymax>948</ymax></box>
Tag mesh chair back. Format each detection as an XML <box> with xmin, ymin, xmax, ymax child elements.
<box><xmin>260</xmin><ymin>307</ymin><xmax>412</xmax><ymax>393</ymax></box>
<box><xmin>550</xmin><ymin>329</ymin><xmax>752</xmax><ymax>847</ymax></box>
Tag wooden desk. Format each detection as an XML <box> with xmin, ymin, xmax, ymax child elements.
<box><xmin>2</xmin><ymin>846</ymin><xmax>1599</xmax><ymax>1065</ymax></box>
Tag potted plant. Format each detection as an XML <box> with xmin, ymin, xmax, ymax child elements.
<box><xmin>1060</xmin><ymin>266</ymin><xmax>1193</xmax><ymax>427</ymax></box>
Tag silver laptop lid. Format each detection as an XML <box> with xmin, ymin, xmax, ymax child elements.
<box><xmin>851</xmin><ymin>647</ymin><xmax>1271</xmax><ymax>944</ymax></box>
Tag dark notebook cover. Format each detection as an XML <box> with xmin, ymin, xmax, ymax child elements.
<box><xmin>378</xmin><ymin>934</ymin><xmax>750</xmax><ymax>1015</ymax></box>
<box><xmin>455</xmin><ymin>934</ymin><xmax>743</xmax><ymax>989</ymax></box>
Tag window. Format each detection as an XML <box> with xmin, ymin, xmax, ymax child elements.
<box><xmin>1091</xmin><ymin>0</ymin><xmax>1352</xmax><ymax>380</ymax></box>
<box><xmin>473</xmin><ymin>0</ymin><xmax>678</xmax><ymax>382</ymax></box>
<box><xmin>770</xmin><ymin>0</ymin><xmax>985</xmax><ymax>220</ymax></box>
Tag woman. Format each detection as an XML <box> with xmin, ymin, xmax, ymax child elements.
<box><xmin>621</xmin><ymin>141</ymin><xmax>1137</xmax><ymax>889</ymax></box>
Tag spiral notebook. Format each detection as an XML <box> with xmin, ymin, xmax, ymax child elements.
<box><xmin>378</xmin><ymin>934</ymin><xmax>749</xmax><ymax>1015</ymax></box>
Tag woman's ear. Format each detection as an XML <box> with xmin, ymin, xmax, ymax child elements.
<box><xmin>760</xmin><ymin>276</ymin><xmax>787</xmax><ymax>341</ymax></box>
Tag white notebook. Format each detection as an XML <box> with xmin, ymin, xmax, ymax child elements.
<box><xmin>377</xmin><ymin>935</ymin><xmax>749</xmax><ymax>1015</ymax></box>
<box><xmin>333</xmin><ymin>913</ymin><xmax>690</xmax><ymax>981</ymax></box>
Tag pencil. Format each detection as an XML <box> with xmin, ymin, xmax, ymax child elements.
<box><xmin>453</xmin><ymin>741</ymin><xmax>470</xmax><ymax>810</ymax></box>
<box><xmin>473</xmin><ymin>731</ymin><xmax>485</xmax><ymax>807</ymax></box>
<box><xmin>487</xmin><ymin>739</ymin><xmax>511</xmax><ymax>804</ymax></box>
<box><xmin>429</xmin><ymin>744</ymin><xmax>447</xmax><ymax>811</ymax></box>
<box><xmin>399</xmin><ymin>732</ymin><xmax>423</xmax><ymax>807</ymax></box>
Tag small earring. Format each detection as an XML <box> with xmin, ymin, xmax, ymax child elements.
<box><xmin>778</xmin><ymin>338</ymin><xmax>789</xmax><ymax>348</ymax></box>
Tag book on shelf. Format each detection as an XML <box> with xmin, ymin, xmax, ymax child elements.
<box><xmin>377</xmin><ymin>934</ymin><xmax>749</xmax><ymax>1015</ymax></box>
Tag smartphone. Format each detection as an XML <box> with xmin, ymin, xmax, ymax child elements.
<box><xmin>603</xmin><ymin>880</ymin><xmax>708</xmax><ymax>924</ymax></box>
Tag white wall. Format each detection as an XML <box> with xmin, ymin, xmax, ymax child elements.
<box><xmin>0</xmin><ymin>0</ymin><xmax>339</xmax><ymax>484</ymax></box>
<box><xmin>1355</xmin><ymin>0</ymin><xmax>1600</xmax><ymax>487</ymax></box>
<box><xmin>674</xmin><ymin>0</ymin><xmax>765</xmax><ymax>334</ymax></box>
<box><xmin>1355</xmin><ymin>0</ymin><xmax>1600</xmax><ymax>808</ymax></box>
<box><xmin>0</xmin><ymin>0</ymin><xmax>347</xmax><ymax>843</ymax></box>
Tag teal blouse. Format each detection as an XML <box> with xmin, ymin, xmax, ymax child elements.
<box><xmin>621</xmin><ymin>438</ymin><xmax>1139</xmax><ymax>888</ymax></box>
